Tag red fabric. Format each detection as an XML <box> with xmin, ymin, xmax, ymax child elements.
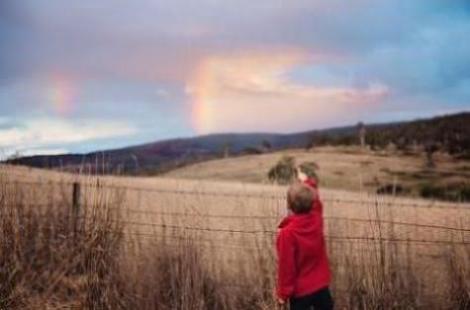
<box><xmin>276</xmin><ymin>178</ymin><xmax>331</xmax><ymax>300</ymax></box>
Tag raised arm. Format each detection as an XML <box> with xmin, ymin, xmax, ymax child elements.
<box><xmin>296</xmin><ymin>167</ymin><xmax>322</xmax><ymax>213</ymax></box>
<box><xmin>296</xmin><ymin>167</ymin><xmax>318</xmax><ymax>189</ymax></box>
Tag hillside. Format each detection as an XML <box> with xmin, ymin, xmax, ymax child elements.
<box><xmin>164</xmin><ymin>146</ymin><xmax>470</xmax><ymax>201</ymax></box>
<box><xmin>4</xmin><ymin>132</ymin><xmax>313</xmax><ymax>174</ymax></box>
<box><xmin>5</xmin><ymin>112</ymin><xmax>470</xmax><ymax>174</ymax></box>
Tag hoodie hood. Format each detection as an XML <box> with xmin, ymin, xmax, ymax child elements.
<box><xmin>278</xmin><ymin>209</ymin><xmax>322</xmax><ymax>234</ymax></box>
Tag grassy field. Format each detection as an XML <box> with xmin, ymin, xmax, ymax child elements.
<box><xmin>1</xmin><ymin>163</ymin><xmax>469</xmax><ymax>309</ymax></box>
<box><xmin>164</xmin><ymin>146</ymin><xmax>470</xmax><ymax>199</ymax></box>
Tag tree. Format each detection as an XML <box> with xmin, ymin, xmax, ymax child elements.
<box><xmin>424</xmin><ymin>141</ymin><xmax>439</xmax><ymax>168</ymax></box>
<box><xmin>222</xmin><ymin>142</ymin><xmax>231</xmax><ymax>158</ymax></box>
<box><xmin>268</xmin><ymin>156</ymin><xmax>296</xmax><ymax>184</ymax></box>
<box><xmin>242</xmin><ymin>147</ymin><xmax>263</xmax><ymax>155</ymax></box>
<box><xmin>395</xmin><ymin>137</ymin><xmax>410</xmax><ymax>152</ymax></box>
<box><xmin>357</xmin><ymin>122</ymin><xmax>366</xmax><ymax>148</ymax></box>
<box><xmin>6</xmin><ymin>151</ymin><xmax>22</xmax><ymax>162</ymax></box>
<box><xmin>367</xmin><ymin>131</ymin><xmax>387</xmax><ymax>150</ymax></box>
<box><xmin>261</xmin><ymin>140</ymin><xmax>272</xmax><ymax>151</ymax></box>
<box><xmin>305</xmin><ymin>134</ymin><xmax>318</xmax><ymax>150</ymax></box>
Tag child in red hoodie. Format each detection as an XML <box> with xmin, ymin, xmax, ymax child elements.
<box><xmin>276</xmin><ymin>168</ymin><xmax>333</xmax><ymax>310</ymax></box>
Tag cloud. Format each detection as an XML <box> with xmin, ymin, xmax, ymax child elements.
<box><xmin>0</xmin><ymin>147</ymin><xmax>69</xmax><ymax>161</ymax></box>
<box><xmin>0</xmin><ymin>118</ymin><xmax>137</xmax><ymax>154</ymax></box>
<box><xmin>2</xmin><ymin>0</ymin><xmax>465</xmax><ymax>84</ymax></box>
<box><xmin>189</xmin><ymin>51</ymin><xmax>389</xmax><ymax>133</ymax></box>
<box><xmin>15</xmin><ymin>148</ymin><xmax>69</xmax><ymax>157</ymax></box>
<box><xmin>0</xmin><ymin>0</ymin><xmax>469</xmax><ymax>149</ymax></box>
<box><xmin>3</xmin><ymin>1</ymin><xmax>469</xmax><ymax>96</ymax></box>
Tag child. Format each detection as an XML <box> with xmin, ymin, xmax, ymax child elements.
<box><xmin>276</xmin><ymin>168</ymin><xmax>333</xmax><ymax>310</ymax></box>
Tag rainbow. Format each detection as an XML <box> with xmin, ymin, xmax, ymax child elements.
<box><xmin>47</xmin><ymin>74</ymin><xmax>76</xmax><ymax>116</ymax></box>
<box><xmin>189</xmin><ymin>51</ymin><xmax>307</xmax><ymax>134</ymax></box>
<box><xmin>190</xmin><ymin>60</ymin><xmax>216</xmax><ymax>134</ymax></box>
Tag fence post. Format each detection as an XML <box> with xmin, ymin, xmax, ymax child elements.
<box><xmin>72</xmin><ymin>182</ymin><xmax>81</xmax><ymax>233</ymax></box>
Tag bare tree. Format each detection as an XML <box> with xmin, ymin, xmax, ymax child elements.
<box><xmin>357</xmin><ymin>122</ymin><xmax>366</xmax><ymax>148</ymax></box>
<box><xmin>222</xmin><ymin>142</ymin><xmax>231</xmax><ymax>158</ymax></box>
<box><xmin>6</xmin><ymin>150</ymin><xmax>22</xmax><ymax>162</ymax></box>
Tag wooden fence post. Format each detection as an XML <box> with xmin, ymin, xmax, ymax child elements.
<box><xmin>72</xmin><ymin>182</ymin><xmax>81</xmax><ymax>233</ymax></box>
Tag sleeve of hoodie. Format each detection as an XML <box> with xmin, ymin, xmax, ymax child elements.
<box><xmin>303</xmin><ymin>177</ymin><xmax>318</xmax><ymax>189</ymax></box>
<box><xmin>276</xmin><ymin>228</ymin><xmax>296</xmax><ymax>300</ymax></box>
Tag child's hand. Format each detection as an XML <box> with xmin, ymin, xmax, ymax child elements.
<box><xmin>296</xmin><ymin>167</ymin><xmax>308</xmax><ymax>182</ymax></box>
<box><xmin>277</xmin><ymin>297</ymin><xmax>286</xmax><ymax>305</ymax></box>
<box><xmin>273</xmin><ymin>289</ymin><xmax>287</xmax><ymax>306</ymax></box>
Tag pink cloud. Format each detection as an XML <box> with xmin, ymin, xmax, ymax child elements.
<box><xmin>189</xmin><ymin>50</ymin><xmax>389</xmax><ymax>133</ymax></box>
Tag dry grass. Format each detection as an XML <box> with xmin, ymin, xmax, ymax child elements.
<box><xmin>163</xmin><ymin>146</ymin><xmax>470</xmax><ymax>198</ymax></box>
<box><xmin>0</xmin><ymin>176</ymin><xmax>124</xmax><ymax>308</ymax></box>
<box><xmin>1</xmin><ymin>165</ymin><xmax>469</xmax><ymax>309</ymax></box>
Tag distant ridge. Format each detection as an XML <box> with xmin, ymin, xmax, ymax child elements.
<box><xmin>6</xmin><ymin>112</ymin><xmax>470</xmax><ymax>174</ymax></box>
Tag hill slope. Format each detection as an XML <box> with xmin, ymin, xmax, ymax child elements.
<box><xmin>5</xmin><ymin>132</ymin><xmax>314</xmax><ymax>174</ymax></box>
<box><xmin>164</xmin><ymin>146</ymin><xmax>470</xmax><ymax>200</ymax></box>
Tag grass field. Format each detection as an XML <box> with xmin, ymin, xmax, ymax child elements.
<box><xmin>1</xmin><ymin>162</ymin><xmax>469</xmax><ymax>309</ymax></box>
<box><xmin>164</xmin><ymin>146</ymin><xmax>470</xmax><ymax>199</ymax></box>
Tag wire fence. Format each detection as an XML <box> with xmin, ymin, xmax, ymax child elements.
<box><xmin>3</xmin><ymin>178</ymin><xmax>470</xmax><ymax>248</ymax></box>
<box><xmin>2</xmin><ymin>209</ymin><xmax>468</xmax><ymax>246</ymax></box>
<box><xmin>5</xmin><ymin>178</ymin><xmax>470</xmax><ymax>209</ymax></box>
<box><xmin>111</xmin><ymin>208</ymin><xmax>470</xmax><ymax>233</ymax></box>
<box><xmin>4</xmin><ymin>201</ymin><xmax>469</xmax><ymax>234</ymax></box>
<box><xmin>121</xmin><ymin>226</ymin><xmax>469</xmax><ymax>245</ymax></box>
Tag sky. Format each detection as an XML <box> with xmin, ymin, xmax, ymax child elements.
<box><xmin>1</xmin><ymin>0</ymin><xmax>469</xmax><ymax>158</ymax></box>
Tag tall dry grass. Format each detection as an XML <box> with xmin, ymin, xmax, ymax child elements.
<box><xmin>0</xmin><ymin>178</ymin><xmax>124</xmax><ymax>309</ymax></box>
<box><xmin>1</xmin><ymin>174</ymin><xmax>469</xmax><ymax>309</ymax></box>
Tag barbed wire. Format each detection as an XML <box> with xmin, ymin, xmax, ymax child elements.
<box><xmin>3</xmin><ymin>179</ymin><xmax>470</xmax><ymax>248</ymax></box>
<box><xmin>1</xmin><ymin>210</ymin><xmax>468</xmax><ymax>247</ymax></box>
<box><xmin>114</xmin><ymin>208</ymin><xmax>470</xmax><ymax>233</ymax></box>
<box><xmin>125</xmin><ymin>232</ymin><xmax>469</xmax><ymax>249</ymax></box>
<box><xmin>4</xmin><ymin>179</ymin><xmax>470</xmax><ymax>210</ymax></box>
<box><xmin>122</xmin><ymin>227</ymin><xmax>469</xmax><ymax>245</ymax></box>
<box><xmin>2</xmin><ymin>202</ymin><xmax>470</xmax><ymax>233</ymax></box>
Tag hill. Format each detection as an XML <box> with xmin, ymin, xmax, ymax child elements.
<box><xmin>5</xmin><ymin>132</ymin><xmax>314</xmax><ymax>174</ymax></box>
<box><xmin>5</xmin><ymin>112</ymin><xmax>470</xmax><ymax>174</ymax></box>
<box><xmin>164</xmin><ymin>146</ymin><xmax>470</xmax><ymax>201</ymax></box>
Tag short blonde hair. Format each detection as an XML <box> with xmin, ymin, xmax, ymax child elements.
<box><xmin>287</xmin><ymin>182</ymin><xmax>315</xmax><ymax>214</ymax></box>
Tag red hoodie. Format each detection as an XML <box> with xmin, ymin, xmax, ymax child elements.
<box><xmin>276</xmin><ymin>178</ymin><xmax>331</xmax><ymax>300</ymax></box>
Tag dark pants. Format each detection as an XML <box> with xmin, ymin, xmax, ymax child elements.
<box><xmin>289</xmin><ymin>287</ymin><xmax>334</xmax><ymax>310</ymax></box>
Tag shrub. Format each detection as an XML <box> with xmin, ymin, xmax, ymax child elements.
<box><xmin>420</xmin><ymin>184</ymin><xmax>447</xmax><ymax>200</ymax></box>
<box><xmin>242</xmin><ymin>147</ymin><xmax>264</xmax><ymax>155</ymax></box>
<box><xmin>460</xmin><ymin>185</ymin><xmax>470</xmax><ymax>201</ymax></box>
<box><xmin>420</xmin><ymin>182</ymin><xmax>470</xmax><ymax>202</ymax></box>
<box><xmin>376</xmin><ymin>183</ymin><xmax>408</xmax><ymax>195</ymax></box>
<box><xmin>268</xmin><ymin>156</ymin><xmax>296</xmax><ymax>184</ymax></box>
<box><xmin>299</xmin><ymin>161</ymin><xmax>319</xmax><ymax>181</ymax></box>
<box><xmin>268</xmin><ymin>158</ymin><xmax>320</xmax><ymax>184</ymax></box>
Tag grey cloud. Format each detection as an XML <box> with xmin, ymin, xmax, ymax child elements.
<box><xmin>0</xmin><ymin>119</ymin><xmax>18</xmax><ymax>130</ymax></box>
<box><xmin>0</xmin><ymin>0</ymin><xmax>469</xmax><ymax>145</ymax></box>
<box><xmin>2</xmin><ymin>0</ymin><xmax>469</xmax><ymax>84</ymax></box>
